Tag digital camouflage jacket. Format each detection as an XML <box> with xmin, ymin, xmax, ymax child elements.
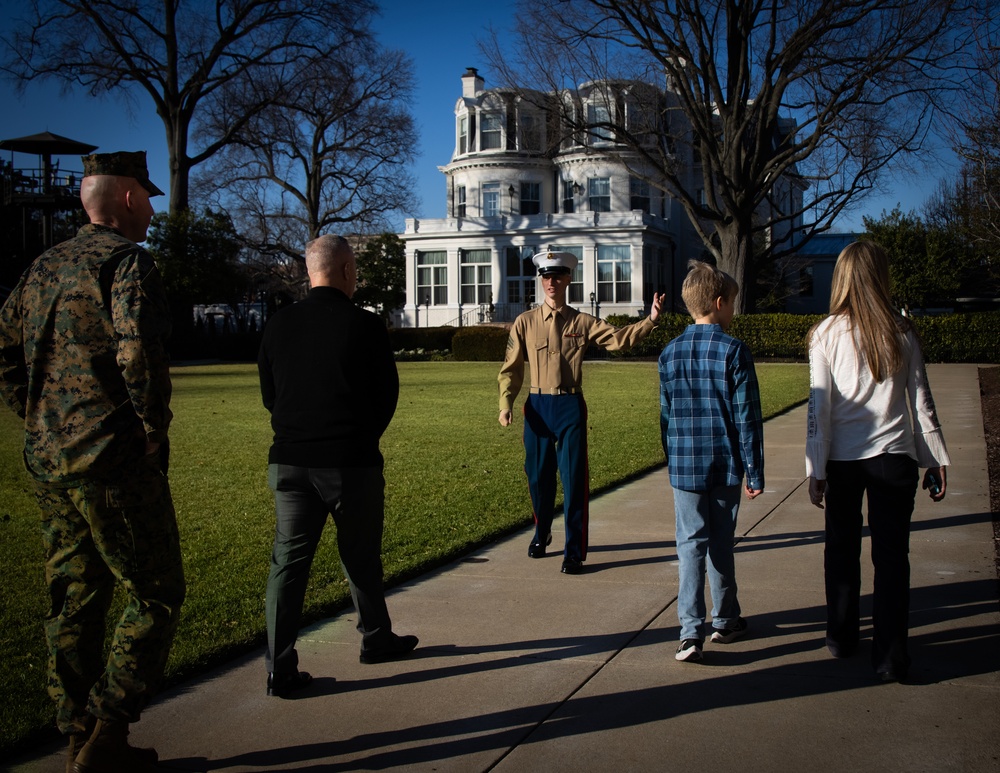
<box><xmin>0</xmin><ymin>224</ymin><xmax>173</xmax><ymax>484</ymax></box>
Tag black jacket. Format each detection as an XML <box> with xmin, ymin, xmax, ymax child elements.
<box><xmin>258</xmin><ymin>286</ymin><xmax>398</xmax><ymax>467</ymax></box>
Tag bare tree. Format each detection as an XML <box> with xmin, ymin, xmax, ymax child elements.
<box><xmin>484</xmin><ymin>0</ymin><xmax>982</xmax><ymax>311</ymax></box>
<box><xmin>2</xmin><ymin>0</ymin><xmax>377</xmax><ymax>214</ymax></box>
<box><xmin>952</xmin><ymin>17</ymin><xmax>1000</xmax><ymax>251</ymax></box>
<box><xmin>194</xmin><ymin>38</ymin><xmax>418</xmax><ymax>280</ymax></box>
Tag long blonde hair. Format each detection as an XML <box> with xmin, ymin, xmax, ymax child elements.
<box><xmin>816</xmin><ymin>241</ymin><xmax>909</xmax><ymax>382</ymax></box>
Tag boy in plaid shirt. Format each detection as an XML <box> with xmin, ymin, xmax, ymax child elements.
<box><xmin>658</xmin><ymin>260</ymin><xmax>765</xmax><ymax>662</ymax></box>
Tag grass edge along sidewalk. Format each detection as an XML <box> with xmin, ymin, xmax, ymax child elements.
<box><xmin>0</xmin><ymin>360</ymin><xmax>809</xmax><ymax>758</ymax></box>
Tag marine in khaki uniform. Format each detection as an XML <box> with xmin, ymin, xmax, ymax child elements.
<box><xmin>0</xmin><ymin>151</ymin><xmax>184</xmax><ymax>773</ymax></box>
<box><xmin>498</xmin><ymin>251</ymin><xmax>665</xmax><ymax>574</ymax></box>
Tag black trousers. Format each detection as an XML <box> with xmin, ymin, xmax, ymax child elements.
<box><xmin>265</xmin><ymin>464</ymin><xmax>393</xmax><ymax>676</ymax></box>
<box><xmin>824</xmin><ymin>453</ymin><xmax>918</xmax><ymax>675</ymax></box>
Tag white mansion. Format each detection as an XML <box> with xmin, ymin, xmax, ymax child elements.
<box><xmin>399</xmin><ymin>68</ymin><xmax>804</xmax><ymax>327</ymax></box>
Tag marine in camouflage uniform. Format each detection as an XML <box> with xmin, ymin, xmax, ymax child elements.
<box><xmin>0</xmin><ymin>151</ymin><xmax>184</xmax><ymax>770</ymax></box>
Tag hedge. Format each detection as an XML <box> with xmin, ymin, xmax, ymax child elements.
<box><xmin>538</xmin><ymin>311</ymin><xmax>1000</xmax><ymax>364</ymax></box>
<box><xmin>910</xmin><ymin>312</ymin><xmax>1000</xmax><ymax>363</ymax></box>
<box><xmin>452</xmin><ymin>326</ymin><xmax>509</xmax><ymax>361</ymax></box>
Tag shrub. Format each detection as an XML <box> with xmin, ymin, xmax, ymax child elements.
<box><xmin>394</xmin><ymin>348</ymin><xmax>451</xmax><ymax>362</ymax></box>
<box><xmin>452</xmin><ymin>326</ymin><xmax>509</xmax><ymax>361</ymax></box>
<box><xmin>389</xmin><ymin>326</ymin><xmax>458</xmax><ymax>353</ymax></box>
<box><xmin>729</xmin><ymin>314</ymin><xmax>825</xmax><ymax>359</ymax></box>
<box><xmin>911</xmin><ymin>312</ymin><xmax>1000</xmax><ymax>363</ymax></box>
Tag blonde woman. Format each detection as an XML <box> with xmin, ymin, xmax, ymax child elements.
<box><xmin>806</xmin><ymin>241</ymin><xmax>950</xmax><ymax>683</ymax></box>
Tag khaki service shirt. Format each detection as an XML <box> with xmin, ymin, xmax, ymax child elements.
<box><xmin>498</xmin><ymin>304</ymin><xmax>655</xmax><ymax>412</ymax></box>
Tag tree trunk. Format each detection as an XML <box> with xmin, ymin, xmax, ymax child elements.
<box><xmin>716</xmin><ymin>218</ymin><xmax>755</xmax><ymax>314</ymax></box>
<box><xmin>166</xmin><ymin>115</ymin><xmax>191</xmax><ymax>215</ymax></box>
<box><xmin>168</xmin><ymin>153</ymin><xmax>192</xmax><ymax>216</ymax></box>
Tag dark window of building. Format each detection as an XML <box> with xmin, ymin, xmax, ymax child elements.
<box><xmin>630</xmin><ymin>176</ymin><xmax>651</xmax><ymax>213</ymax></box>
<box><xmin>520</xmin><ymin>182</ymin><xmax>541</xmax><ymax>215</ymax></box>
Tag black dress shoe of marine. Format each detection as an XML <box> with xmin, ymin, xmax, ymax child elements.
<box><xmin>528</xmin><ymin>532</ymin><xmax>553</xmax><ymax>558</ymax></box>
<box><xmin>561</xmin><ymin>558</ymin><xmax>584</xmax><ymax>575</ymax></box>
<box><xmin>359</xmin><ymin>633</ymin><xmax>419</xmax><ymax>664</ymax></box>
<box><xmin>267</xmin><ymin>670</ymin><xmax>313</xmax><ymax>698</ymax></box>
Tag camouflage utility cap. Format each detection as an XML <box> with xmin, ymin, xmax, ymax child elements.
<box><xmin>81</xmin><ymin>150</ymin><xmax>164</xmax><ymax>197</ymax></box>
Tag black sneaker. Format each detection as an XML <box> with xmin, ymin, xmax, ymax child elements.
<box><xmin>710</xmin><ymin>617</ymin><xmax>748</xmax><ymax>644</ymax></box>
<box><xmin>675</xmin><ymin>639</ymin><xmax>703</xmax><ymax>662</ymax></box>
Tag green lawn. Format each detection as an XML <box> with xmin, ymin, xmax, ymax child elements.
<box><xmin>0</xmin><ymin>360</ymin><xmax>808</xmax><ymax>756</ymax></box>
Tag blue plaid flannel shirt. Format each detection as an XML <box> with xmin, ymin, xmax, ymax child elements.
<box><xmin>658</xmin><ymin>324</ymin><xmax>765</xmax><ymax>492</ymax></box>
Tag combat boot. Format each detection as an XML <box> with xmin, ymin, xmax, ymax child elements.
<box><xmin>72</xmin><ymin>718</ymin><xmax>162</xmax><ymax>773</ymax></box>
<box><xmin>65</xmin><ymin>732</ymin><xmax>85</xmax><ymax>773</ymax></box>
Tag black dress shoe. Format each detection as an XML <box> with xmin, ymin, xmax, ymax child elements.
<box><xmin>826</xmin><ymin>637</ymin><xmax>857</xmax><ymax>659</ymax></box>
<box><xmin>267</xmin><ymin>670</ymin><xmax>313</xmax><ymax>698</ymax></box>
<box><xmin>561</xmin><ymin>558</ymin><xmax>584</xmax><ymax>574</ymax></box>
<box><xmin>528</xmin><ymin>532</ymin><xmax>553</xmax><ymax>558</ymax></box>
<box><xmin>876</xmin><ymin>666</ymin><xmax>907</xmax><ymax>683</ymax></box>
<box><xmin>359</xmin><ymin>633</ymin><xmax>419</xmax><ymax>664</ymax></box>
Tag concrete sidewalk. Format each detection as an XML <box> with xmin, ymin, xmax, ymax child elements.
<box><xmin>10</xmin><ymin>364</ymin><xmax>999</xmax><ymax>773</ymax></box>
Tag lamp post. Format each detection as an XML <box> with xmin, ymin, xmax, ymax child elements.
<box><xmin>590</xmin><ymin>291</ymin><xmax>596</xmax><ymax>318</ymax></box>
<box><xmin>423</xmin><ymin>294</ymin><xmax>430</xmax><ymax>328</ymax></box>
<box><xmin>508</xmin><ymin>184</ymin><xmax>515</xmax><ymax>215</ymax></box>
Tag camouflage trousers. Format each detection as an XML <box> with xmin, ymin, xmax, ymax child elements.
<box><xmin>34</xmin><ymin>453</ymin><xmax>186</xmax><ymax>735</ymax></box>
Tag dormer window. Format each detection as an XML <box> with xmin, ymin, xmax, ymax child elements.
<box><xmin>459</xmin><ymin>115</ymin><xmax>468</xmax><ymax>155</ymax></box>
<box><xmin>519</xmin><ymin>113</ymin><xmax>540</xmax><ymax>152</ymax></box>
<box><xmin>481</xmin><ymin>112</ymin><xmax>502</xmax><ymax>150</ymax></box>
<box><xmin>587</xmin><ymin>102</ymin><xmax>613</xmax><ymax>142</ymax></box>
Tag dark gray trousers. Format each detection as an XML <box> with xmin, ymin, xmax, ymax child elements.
<box><xmin>265</xmin><ymin>463</ymin><xmax>393</xmax><ymax>675</ymax></box>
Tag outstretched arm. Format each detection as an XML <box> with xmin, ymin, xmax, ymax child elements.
<box><xmin>649</xmin><ymin>292</ymin><xmax>665</xmax><ymax>323</ymax></box>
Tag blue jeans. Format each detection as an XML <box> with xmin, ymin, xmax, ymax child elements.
<box><xmin>672</xmin><ymin>485</ymin><xmax>742</xmax><ymax>642</ymax></box>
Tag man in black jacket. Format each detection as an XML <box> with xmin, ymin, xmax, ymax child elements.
<box><xmin>257</xmin><ymin>234</ymin><xmax>417</xmax><ymax>698</ymax></box>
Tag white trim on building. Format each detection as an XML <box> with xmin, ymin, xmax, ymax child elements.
<box><xmin>400</xmin><ymin>68</ymin><xmax>803</xmax><ymax>327</ymax></box>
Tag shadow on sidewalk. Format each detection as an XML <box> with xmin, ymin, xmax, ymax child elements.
<box><xmin>161</xmin><ymin>578</ymin><xmax>997</xmax><ymax>772</ymax></box>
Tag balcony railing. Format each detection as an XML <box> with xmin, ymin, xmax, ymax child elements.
<box><xmin>2</xmin><ymin>165</ymin><xmax>84</xmax><ymax>207</ymax></box>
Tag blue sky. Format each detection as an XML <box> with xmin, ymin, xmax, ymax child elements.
<box><xmin>0</xmin><ymin>0</ymin><xmax>959</xmax><ymax>234</ymax></box>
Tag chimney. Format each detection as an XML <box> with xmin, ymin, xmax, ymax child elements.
<box><xmin>462</xmin><ymin>67</ymin><xmax>484</xmax><ymax>98</ymax></box>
